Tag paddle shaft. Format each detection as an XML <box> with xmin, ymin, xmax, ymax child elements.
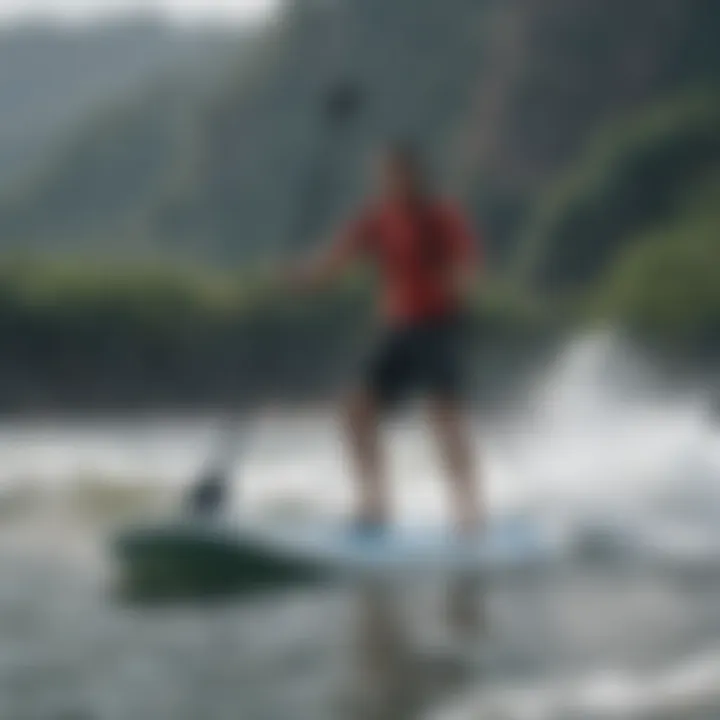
<box><xmin>188</xmin><ymin>79</ymin><xmax>366</xmax><ymax>515</ymax></box>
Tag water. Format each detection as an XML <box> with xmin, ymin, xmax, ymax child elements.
<box><xmin>0</xmin><ymin>331</ymin><xmax>719</xmax><ymax>719</ymax></box>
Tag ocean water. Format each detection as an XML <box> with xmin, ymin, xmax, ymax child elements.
<box><xmin>0</xmin><ymin>331</ymin><xmax>719</xmax><ymax>720</ymax></box>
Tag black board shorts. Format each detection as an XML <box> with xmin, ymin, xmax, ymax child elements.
<box><xmin>363</xmin><ymin>313</ymin><xmax>468</xmax><ymax>407</ymax></box>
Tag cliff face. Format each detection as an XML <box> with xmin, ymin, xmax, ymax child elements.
<box><xmin>458</xmin><ymin>0</ymin><xmax>719</xmax><ymax>188</ymax></box>
<box><xmin>0</xmin><ymin>0</ymin><xmax>716</xmax><ymax>267</ymax></box>
<box><xmin>0</xmin><ymin>22</ymin><xmax>239</xmax><ymax>193</ymax></box>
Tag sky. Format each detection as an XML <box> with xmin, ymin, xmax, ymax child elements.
<box><xmin>0</xmin><ymin>0</ymin><xmax>281</xmax><ymax>26</ymax></box>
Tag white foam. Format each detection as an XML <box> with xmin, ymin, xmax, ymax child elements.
<box><xmin>433</xmin><ymin>649</ymin><xmax>720</xmax><ymax>720</ymax></box>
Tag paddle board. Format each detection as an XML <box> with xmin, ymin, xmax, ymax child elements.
<box><xmin>112</xmin><ymin>515</ymin><xmax>551</xmax><ymax>598</ymax></box>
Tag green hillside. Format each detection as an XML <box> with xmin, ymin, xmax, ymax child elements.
<box><xmin>595</xmin><ymin>172</ymin><xmax>720</xmax><ymax>353</ymax></box>
<box><xmin>0</xmin><ymin>84</ymin><xmax>198</xmax><ymax>256</ymax></box>
<box><xmin>1</xmin><ymin>0</ymin><xmax>717</xmax><ymax>270</ymax></box>
<box><xmin>0</xmin><ymin>21</ymin><xmax>241</xmax><ymax>192</ymax></box>
<box><xmin>520</xmin><ymin>94</ymin><xmax>720</xmax><ymax>292</ymax></box>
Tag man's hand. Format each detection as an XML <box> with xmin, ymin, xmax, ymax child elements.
<box><xmin>278</xmin><ymin>263</ymin><xmax>312</xmax><ymax>293</ymax></box>
<box><xmin>279</xmin><ymin>231</ymin><xmax>359</xmax><ymax>294</ymax></box>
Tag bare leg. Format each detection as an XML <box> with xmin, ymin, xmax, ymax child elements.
<box><xmin>428</xmin><ymin>397</ymin><xmax>481</xmax><ymax>534</ymax></box>
<box><xmin>447</xmin><ymin>576</ymin><xmax>488</xmax><ymax>640</ymax></box>
<box><xmin>345</xmin><ymin>390</ymin><xmax>389</xmax><ymax>525</ymax></box>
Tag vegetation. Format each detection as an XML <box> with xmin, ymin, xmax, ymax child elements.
<box><xmin>520</xmin><ymin>93</ymin><xmax>720</xmax><ymax>293</ymax></box>
<box><xmin>0</xmin><ymin>260</ymin><xmax>558</xmax><ymax>410</ymax></box>
<box><xmin>514</xmin><ymin>91</ymin><xmax>720</xmax><ymax>354</ymax></box>
<box><xmin>595</xmin><ymin>177</ymin><xmax>720</xmax><ymax>352</ymax></box>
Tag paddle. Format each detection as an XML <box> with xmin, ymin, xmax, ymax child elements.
<box><xmin>186</xmin><ymin>78</ymin><xmax>366</xmax><ymax>516</ymax></box>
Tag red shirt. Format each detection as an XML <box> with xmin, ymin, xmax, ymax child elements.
<box><xmin>342</xmin><ymin>198</ymin><xmax>480</xmax><ymax>324</ymax></box>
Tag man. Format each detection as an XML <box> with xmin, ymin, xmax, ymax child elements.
<box><xmin>290</xmin><ymin>143</ymin><xmax>482</xmax><ymax>535</ymax></box>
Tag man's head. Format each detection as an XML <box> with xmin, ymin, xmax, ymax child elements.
<box><xmin>379</xmin><ymin>142</ymin><xmax>427</xmax><ymax>202</ymax></box>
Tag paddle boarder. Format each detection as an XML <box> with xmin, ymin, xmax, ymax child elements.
<box><xmin>289</xmin><ymin>143</ymin><xmax>482</xmax><ymax>535</ymax></box>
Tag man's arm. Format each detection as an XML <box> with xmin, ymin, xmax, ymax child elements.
<box><xmin>287</xmin><ymin>213</ymin><xmax>372</xmax><ymax>292</ymax></box>
<box><xmin>290</xmin><ymin>231</ymin><xmax>360</xmax><ymax>291</ymax></box>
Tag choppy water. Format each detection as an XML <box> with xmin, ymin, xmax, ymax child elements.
<box><xmin>0</xmin><ymin>331</ymin><xmax>719</xmax><ymax>720</ymax></box>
